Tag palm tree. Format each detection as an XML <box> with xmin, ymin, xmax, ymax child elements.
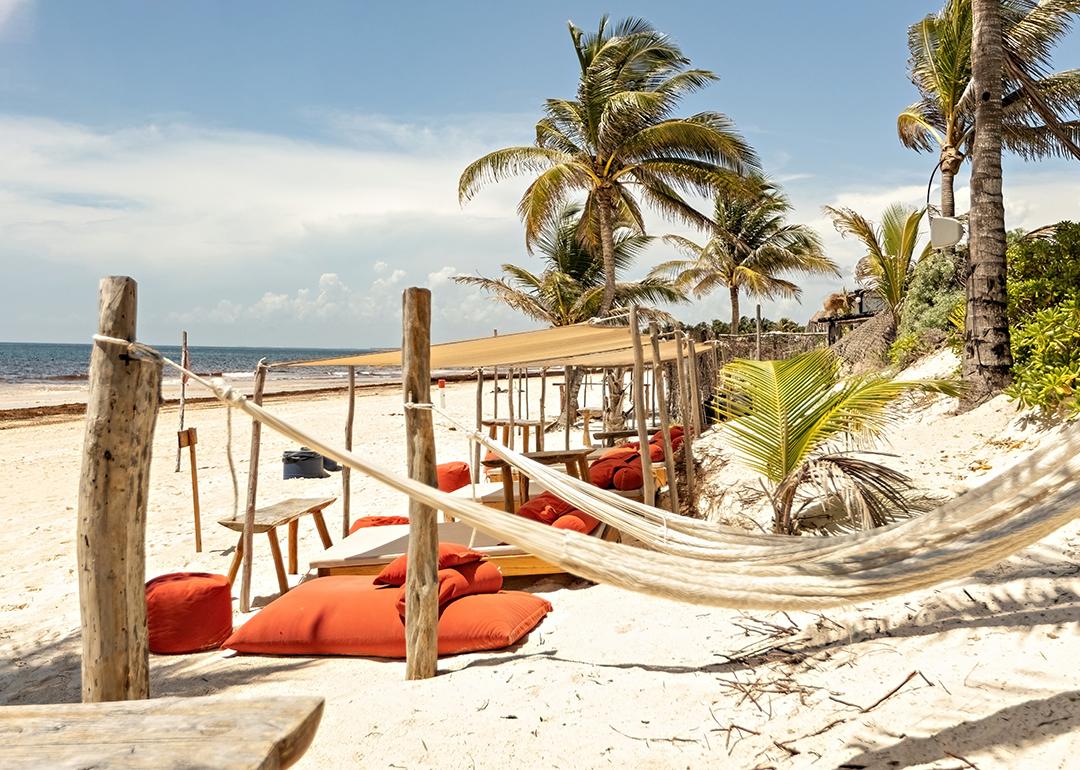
<box><xmin>649</xmin><ymin>176</ymin><xmax>838</xmax><ymax>331</ymax></box>
<box><xmin>453</xmin><ymin>204</ymin><xmax>686</xmax><ymax>326</ymax></box>
<box><xmin>898</xmin><ymin>0</ymin><xmax>1080</xmax><ymax>217</ymax></box>
<box><xmin>963</xmin><ymin>0</ymin><xmax>1013</xmax><ymax>407</ymax></box>
<box><xmin>824</xmin><ymin>203</ymin><xmax>930</xmax><ymax>319</ymax></box>
<box><xmin>455</xmin><ymin>203</ymin><xmax>685</xmax><ymax>426</ymax></box>
<box><xmin>716</xmin><ymin>349</ymin><xmax>958</xmax><ymax>534</ymax></box>
<box><xmin>459</xmin><ymin>16</ymin><xmax>758</xmax><ymax>317</ymax></box>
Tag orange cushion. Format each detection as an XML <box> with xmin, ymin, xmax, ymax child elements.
<box><xmin>222</xmin><ymin>576</ymin><xmax>550</xmax><ymax>658</ymax></box>
<box><xmin>374</xmin><ymin>542</ymin><xmax>485</xmax><ymax>586</ymax></box>
<box><xmin>589</xmin><ymin>457</ymin><xmax>618</xmax><ymax>488</ymax></box>
<box><xmin>437</xmin><ymin>461</ymin><xmax>471</xmax><ymax>493</ymax></box>
<box><xmin>348</xmin><ymin>515</ymin><xmax>410</xmax><ymax>535</ymax></box>
<box><xmin>551</xmin><ymin>511</ymin><xmax>601</xmax><ymax>534</ymax></box>
<box><xmin>146</xmin><ymin>572</ymin><xmax>233</xmax><ymax>654</ymax></box>
<box><xmin>516</xmin><ymin>492</ymin><xmax>574</xmax><ymax>522</ymax></box>
<box><xmin>395</xmin><ymin>560</ymin><xmax>504</xmax><ymax>618</ymax></box>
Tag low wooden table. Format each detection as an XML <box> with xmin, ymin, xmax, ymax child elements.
<box><xmin>481</xmin><ymin>448</ymin><xmax>592</xmax><ymax>512</ymax></box>
<box><xmin>220</xmin><ymin>497</ymin><xmax>336</xmax><ymax>595</ymax></box>
<box><xmin>0</xmin><ymin>694</ymin><xmax>324</xmax><ymax>769</ymax></box>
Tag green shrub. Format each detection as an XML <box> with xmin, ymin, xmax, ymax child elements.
<box><xmin>888</xmin><ymin>332</ymin><xmax>932</xmax><ymax>368</ymax></box>
<box><xmin>1007</xmin><ymin>222</ymin><xmax>1080</xmax><ymax>324</ymax></box>
<box><xmin>1006</xmin><ymin>299</ymin><xmax>1080</xmax><ymax>416</ymax></box>
<box><xmin>897</xmin><ymin>248</ymin><xmax>965</xmax><ymax>339</ymax></box>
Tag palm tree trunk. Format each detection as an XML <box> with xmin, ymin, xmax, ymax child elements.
<box><xmin>940</xmin><ymin>167</ymin><xmax>955</xmax><ymax>218</ymax></box>
<box><xmin>596</xmin><ymin>187</ymin><xmax>618</xmax><ymax>317</ymax></box>
<box><xmin>729</xmin><ymin>286</ymin><xmax>740</xmax><ymax>333</ymax></box>
<box><xmin>559</xmin><ymin>366</ymin><xmax>585</xmax><ymax>428</ymax></box>
<box><xmin>962</xmin><ymin>0</ymin><xmax>1013</xmax><ymax>410</ymax></box>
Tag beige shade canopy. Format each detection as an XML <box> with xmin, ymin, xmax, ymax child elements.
<box><xmin>528</xmin><ymin>339</ymin><xmax>716</xmax><ymax>369</ymax></box>
<box><xmin>277</xmin><ymin>322</ymin><xmax>641</xmax><ymax>370</ymax></box>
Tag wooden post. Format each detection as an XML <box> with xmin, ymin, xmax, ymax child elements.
<box><xmin>674</xmin><ymin>332</ymin><xmax>696</xmax><ymax>512</ymax></box>
<box><xmin>688</xmin><ymin>338</ymin><xmax>703</xmax><ymax>437</ymax></box>
<box><xmin>563</xmin><ymin>366</ymin><xmax>572</xmax><ymax>450</ymax></box>
<box><xmin>506</xmin><ymin>367</ymin><xmax>515</xmax><ymax>450</ymax></box>
<box><xmin>538</xmin><ymin>367</ymin><xmax>547</xmax><ymax>451</ymax></box>
<box><xmin>402</xmin><ymin>287</ymin><xmax>439</xmax><ymax>680</ymax></box>
<box><xmin>78</xmin><ymin>276</ymin><xmax>160</xmax><ymax>702</ymax></box>
<box><xmin>239</xmin><ymin>360</ymin><xmax>268</xmax><ymax>613</ymax></box>
<box><xmin>342</xmin><ymin>366</ymin><xmax>356</xmax><ymax>538</ymax></box>
<box><xmin>174</xmin><ymin>330</ymin><xmax>188</xmax><ymax>473</ymax></box>
<box><xmin>178</xmin><ymin>428</ymin><xmax>202</xmax><ymax>552</ymax></box>
<box><xmin>629</xmin><ymin>309</ymin><xmax>655</xmax><ymax>507</ymax></box>
<box><xmin>755</xmin><ymin>304</ymin><xmax>762</xmax><ymax>360</ymax></box>
<box><xmin>492</xmin><ymin>366</ymin><xmax>498</xmax><ymax>419</ymax></box>
<box><xmin>649</xmin><ymin>324</ymin><xmax>680</xmax><ymax>514</ymax></box>
<box><xmin>473</xmin><ymin>368</ymin><xmax>484</xmax><ymax>482</ymax></box>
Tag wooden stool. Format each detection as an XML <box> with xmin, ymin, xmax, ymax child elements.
<box><xmin>221</xmin><ymin>497</ymin><xmax>336</xmax><ymax>595</ymax></box>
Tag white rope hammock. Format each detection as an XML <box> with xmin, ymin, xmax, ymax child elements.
<box><xmin>97</xmin><ymin>335</ymin><xmax>1080</xmax><ymax>610</ymax></box>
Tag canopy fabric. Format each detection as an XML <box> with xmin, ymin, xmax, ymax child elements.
<box><xmin>278</xmin><ymin>323</ymin><xmax>636</xmax><ymax>369</ymax></box>
<box><xmin>533</xmin><ymin>339</ymin><xmax>716</xmax><ymax>369</ymax></box>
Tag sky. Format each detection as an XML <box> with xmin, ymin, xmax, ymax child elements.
<box><xmin>1</xmin><ymin>0</ymin><xmax>1078</xmax><ymax>347</ymax></box>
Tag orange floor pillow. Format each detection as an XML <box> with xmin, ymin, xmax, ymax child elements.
<box><xmin>348</xmin><ymin>515</ymin><xmax>410</xmax><ymax>535</ymax></box>
<box><xmin>516</xmin><ymin>492</ymin><xmax>575</xmax><ymax>522</ymax></box>
<box><xmin>436</xmin><ymin>461</ymin><xmax>472</xmax><ymax>493</ymax></box>
<box><xmin>146</xmin><ymin>572</ymin><xmax>233</xmax><ymax>654</ymax></box>
<box><xmin>551</xmin><ymin>511</ymin><xmax>601</xmax><ymax>534</ymax></box>
<box><xmin>222</xmin><ymin>576</ymin><xmax>551</xmax><ymax>658</ymax></box>
<box><xmin>395</xmin><ymin>560</ymin><xmax>504</xmax><ymax>618</ymax></box>
<box><xmin>374</xmin><ymin>542</ymin><xmax>486</xmax><ymax>586</ymax></box>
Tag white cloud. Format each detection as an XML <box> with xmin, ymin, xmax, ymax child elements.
<box><xmin>0</xmin><ymin>0</ymin><xmax>30</xmax><ymax>36</ymax></box>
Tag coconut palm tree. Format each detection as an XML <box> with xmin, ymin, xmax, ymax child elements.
<box><xmin>455</xmin><ymin>203</ymin><xmax>686</xmax><ymax>426</ymax></box>
<box><xmin>963</xmin><ymin>0</ymin><xmax>1014</xmax><ymax>407</ymax></box>
<box><xmin>716</xmin><ymin>349</ymin><xmax>958</xmax><ymax>535</ymax></box>
<box><xmin>648</xmin><ymin>176</ymin><xmax>837</xmax><ymax>331</ymax></box>
<box><xmin>898</xmin><ymin>0</ymin><xmax>1080</xmax><ymax>217</ymax></box>
<box><xmin>453</xmin><ymin>204</ymin><xmax>686</xmax><ymax>326</ymax></box>
<box><xmin>458</xmin><ymin>16</ymin><xmax>758</xmax><ymax>317</ymax></box>
<box><xmin>824</xmin><ymin>203</ymin><xmax>931</xmax><ymax>319</ymax></box>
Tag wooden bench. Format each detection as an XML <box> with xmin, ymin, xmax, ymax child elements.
<box><xmin>591</xmin><ymin>428</ymin><xmax>639</xmax><ymax>447</ymax></box>
<box><xmin>0</xmin><ymin>694</ymin><xmax>324</xmax><ymax>769</ymax></box>
<box><xmin>220</xmin><ymin>497</ymin><xmax>336</xmax><ymax>595</ymax></box>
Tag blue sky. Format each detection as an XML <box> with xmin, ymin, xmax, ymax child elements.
<box><xmin>1</xmin><ymin>0</ymin><xmax>1078</xmax><ymax>346</ymax></box>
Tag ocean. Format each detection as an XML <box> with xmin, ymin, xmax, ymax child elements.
<box><xmin>0</xmin><ymin>341</ymin><xmax>396</xmax><ymax>384</ymax></box>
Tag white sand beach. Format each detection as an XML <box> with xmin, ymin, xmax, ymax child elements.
<box><xmin>1</xmin><ymin>360</ymin><xmax>1077</xmax><ymax>769</ymax></box>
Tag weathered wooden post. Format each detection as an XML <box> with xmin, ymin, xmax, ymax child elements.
<box><xmin>342</xmin><ymin>365</ymin><xmax>356</xmax><ymax>538</ymax></box>
<box><xmin>649</xmin><ymin>324</ymin><xmax>679</xmax><ymax>514</ymax></box>
<box><xmin>629</xmin><ymin>308</ymin><xmax>655</xmax><ymax>507</ymax></box>
<box><xmin>239</xmin><ymin>360</ymin><xmax>268</xmax><ymax>613</ymax></box>
<box><xmin>674</xmin><ymin>332</ymin><xmax>696</xmax><ymax>512</ymax></box>
<box><xmin>178</xmin><ymin>427</ymin><xmax>202</xmax><ymax>552</ymax></box>
<box><xmin>78</xmin><ymin>276</ymin><xmax>160</xmax><ymax>702</ymax></box>
<box><xmin>174</xmin><ymin>329</ymin><xmax>188</xmax><ymax>473</ymax></box>
<box><xmin>402</xmin><ymin>287</ymin><xmax>439</xmax><ymax>680</ymax></box>
<box><xmin>563</xmin><ymin>366</ymin><xmax>572</xmax><ymax>450</ymax></box>
<box><xmin>473</xmin><ymin>368</ymin><xmax>484</xmax><ymax>483</ymax></box>
<box><xmin>688</xmin><ymin>338</ymin><xmax>703</xmax><ymax>436</ymax></box>
<box><xmin>538</xmin><ymin>367</ymin><xmax>547</xmax><ymax>450</ymax></box>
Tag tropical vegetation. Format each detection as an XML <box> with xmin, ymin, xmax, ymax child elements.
<box><xmin>649</xmin><ymin>175</ymin><xmax>838</xmax><ymax>330</ymax></box>
<box><xmin>452</xmin><ymin>203</ymin><xmax>685</xmax><ymax>326</ymax></box>
<box><xmin>898</xmin><ymin>0</ymin><xmax>1080</xmax><ymax>217</ymax></box>
<box><xmin>458</xmin><ymin>16</ymin><xmax>758</xmax><ymax>317</ymax></box>
<box><xmin>1006</xmin><ymin>298</ymin><xmax>1080</xmax><ymax>416</ymax></box>
<box><xmin>715</xmin><ymin>349</ymin><xmax>959</xmax><ymax>535</ymax></box>
<box><xmin>823</xmin><ymin>203</ymin><xmax>930</xmax><ymax>319</ymax></box>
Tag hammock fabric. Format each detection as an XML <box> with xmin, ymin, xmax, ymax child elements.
<box><xmin>99</xmin><ymin>336</ymin><xmax>1080</xmax><ymax>611</ymax></box>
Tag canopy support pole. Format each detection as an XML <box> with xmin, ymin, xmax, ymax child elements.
<box><xmin>563</xmin><ymin>366</ymin><xmax>572</xmax><ymax>450</ymax></box>
<box><xmin>688</xmin><ymin>338</ymin><xmax>703</xmax><ymax>437</ymax></box>
<box><xmin>538</xmin><ymin>367</ymin><xmax>547</xmax><ymax>451</ymax></box>
<box><xmin>649</xmin><ymin>324</ymin><xmax>679</xmax><ymax>514</ymax></box>
<box><xmin>630</xmin><ymin>308</ymin><xmax>655</xmax><ymax>507</ymax></box>
<box><xmin>674</xmin><ymin>333</ymin><xmax>695</xmax><ymax>513</ymax></box>
<box><xmin>473</xmin><ymin>368</ymin><xmax>483</xmax><ymax>483</ymax></box>
<box><xmin>403</xmin><ymin>287</ymin><xmax>438</xmax><ymax>680</ymax></box>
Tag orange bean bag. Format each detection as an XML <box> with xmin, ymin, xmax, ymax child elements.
<box><xmin>589</xmin><ymin>450</ymin><xmax>645</xmax><ymax>490</ymax></box>
<box><xmin>437</xmin><ymin>461</ymin><xmax>472</xmax><ymax>493</ymax></box>
<box><xmin>516</xmin><ymin>492</ymin><xmax>575</xmax><ymax>523</ymax></box>
<box><xmin>348</xmin><ymin>515</ymin><xmax>410</xmax><ymax>535</ymax></box>
<box><xmin>374</xmin><ymin>542</ymin><xmax>485</xmax><ymax>586</ymax></box>
<box><xmin>395</xmin><ymin>560</ymin><xmax>504</xmax><ymax>618</ymax></box>
<box><xmin>222</xmin><ymin>576</ymin><xmax>551</xmax><ymax>658</ymax></box>
<box><xmin>146</xmin><ymin>572</ymin><xmax>233</xmax><ymax>654</ymax></box>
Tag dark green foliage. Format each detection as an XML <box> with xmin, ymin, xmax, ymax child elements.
<box><xmin>1007</xmin><ymin>222</ymin><xmax>1080</xmax><ymax>324</ymax></box>
<box><xmin>1006</xmin><ymin>299</ymin><xmax>1080</xmax><ymax>416</ymax></box>
<box><xmin>897</xmin><ymin>248</ymin><xmax>966</xmax><ymax>338</ymax></box>
<box><xmin>682</xmin><ymin>317</ymin><xmax>805</xmax><ymax>336</ymax></box>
